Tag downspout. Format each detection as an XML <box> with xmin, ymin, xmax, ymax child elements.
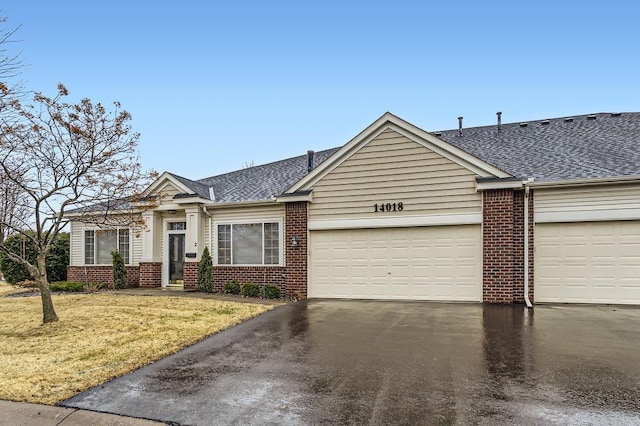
<box><xmin>523</xmin><ymin>179</ymin><xmax>533</xmax><ymax>308</ymax></box>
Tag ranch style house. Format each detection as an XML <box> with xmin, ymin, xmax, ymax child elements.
<box><xmin>66</xmin><ymin>112</ymin><xmax>640</xmax><ymax>305</ymax></box>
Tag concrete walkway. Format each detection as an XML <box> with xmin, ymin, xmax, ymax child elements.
<box><xmin>0</xmin><ymin>400</ymin><xmax>163</xmax><ymax>425</ymax></box>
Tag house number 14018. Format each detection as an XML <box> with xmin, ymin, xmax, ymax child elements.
<box><xmin>374</xmin><ymin>202</ymin><xmax>404</xmax><ymax>212</ymax></box>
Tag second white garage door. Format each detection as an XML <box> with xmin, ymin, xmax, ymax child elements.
<box><xmin>309</xmin><ymin>225</ymin><xmax>482</xmax><ymax>301</ymax></box>
<box><xmin>535</xmin><ymin>221</ymin><xmax>640</xmax><ymax>304</ymax></box>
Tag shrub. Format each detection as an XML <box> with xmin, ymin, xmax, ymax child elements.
<box><xmin>241</xmin><ymin>282</ymin><xmax>260</xmax><ymax>298</ymax></box>
<box><xmin>0</xmin><ymin>232</ymin><xmax>69</xmax><ymax>285</ymax></box>
<box><xmin>223</xmin><ymin>280</ymin><xmax>241</xmax><ymax>295</ymax></box>
<box><xmin>197</xmin><ymin>247</ymin><xmax>214</xmax><ymax>292</ymax></box>
<box><xmin>111</xmin><ymin>251</ymin><xmax>127</xmax><ymax>289</ymax></box>
<box><xmin>263</xmin><ymin>285</ymin><xmax>281</xmax><ymax>299</ymax></box>
<box><xmin>47</xmin><ymin>232</ymin><xmax>70</xmax><ymax>282</ymax></box>
<box><xmin>49</xmin><ymin>281</ymin><xmax>86</xmax><ymax>292</ymax></box>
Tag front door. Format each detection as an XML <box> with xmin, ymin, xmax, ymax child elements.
<box><xmin>168</xmin><ymin>233</ymin><xmax>185</xmax><ymax>287</ymax></box>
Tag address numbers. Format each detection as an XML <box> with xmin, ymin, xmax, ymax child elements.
<box><xmin>374</xmin><ymin>202</ymin><xmax>404</xmax><ymax>213</ymax></box>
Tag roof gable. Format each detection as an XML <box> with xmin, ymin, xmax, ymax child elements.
<box><xmin>143</xmin><ymin>172</ymin><xmax>211</xmax><ymax>201</ymax></box>
<box><xmin>286</xmin><ymin>112</ymin><xmax>510</xmax><ymax>194</ymax></box>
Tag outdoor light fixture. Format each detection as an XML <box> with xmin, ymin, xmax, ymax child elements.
<box><xmin>291</xmin><ymin>235</ymin><xmax>299</xmax><ymax>246</ymax></box>
<box><xmin>167</xmin><ymin>209</ymin><xmax>177</xmax><ymax>215</ymax></box>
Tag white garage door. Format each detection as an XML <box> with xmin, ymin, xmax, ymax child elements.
<box><xmin>309</xmin><ymin>225</ymin><xmax>481</xmax><ymax>301</ymax></box>
<box><xmin>535</xmin><ymin>221</ymin><xmax>640</xmax><ymax>304</ymax></box>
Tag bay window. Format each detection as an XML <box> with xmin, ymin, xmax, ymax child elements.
<box><xmin>216</xmin><ymin>221</ymin><xmax>281</xmax><ymax>265</ymax></box>
<box><xmin>84</xmin><ymin>229</ymin><xmax>130</xmax><ymax>265</ymax></box>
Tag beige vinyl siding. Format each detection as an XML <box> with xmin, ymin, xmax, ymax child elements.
<box><xmin>158</xmin><ymin>183</ymin><xmax>181</xmax><ymax>205</ymax></box>
<box><xmin>209</xmin><ymin>204</ymin><xmax>285</xmax><ymax>222</ymax></box>
<box><xmin>204</xmin><ymin>217</ymin><xmax>211</xmax><ymax>250</ymax></box>
<box><xmin>309</xmin><ymin>129</ymin><xmax>481</xmax><ymax>221</ymax></box>
<box><xmin>69</xmin><ymin>221</ymin><xmax>85</xmax><ymax>266</ymax></box>
<box><xmin>535</xmin><ymin>184</ymin><xmax>640</xmax><ymax>222</ymax></box>
<box><xmin>131</xmin><ymin>228</ymin><xmax>143</xmax><ymax>265</ymax></box>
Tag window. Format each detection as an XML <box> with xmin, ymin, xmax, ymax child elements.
<box><xmin>216</xmin><ymin>222</ymin><xmax>280</xmax><ymax>265</ymax></box>
<box><xmin>84</xmin><ymin>229</ymin><xmax>130</xmax><ymax>265</ymax></box>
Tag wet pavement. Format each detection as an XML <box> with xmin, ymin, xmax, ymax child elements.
<box><xmin>63</xmin><ymin>300</ymin><xmax>640</xmax><ymax>425</ymax></box>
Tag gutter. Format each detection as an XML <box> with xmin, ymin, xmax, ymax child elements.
<box><xmin>528</xmin><ymin>174</ymin><xmax>640</xmax><ymax>189</ymax></box>
<box><xmin>523</xmin><ymin>179</ymin><xmax>533</xmax><ymax>308</ymax></box>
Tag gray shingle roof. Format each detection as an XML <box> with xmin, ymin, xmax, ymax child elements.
<box><xmin>167</xmin><ymin>172</ymin><xmax>212</xmax><ymax>199</ymax></box>
<box><xmin>436</xmin><ymin>112</ymin><xmax>640</xmax><ymax>181</ymax></box>
<box><xmin>195</xmin><ymin>148</ymin><xmax>339</xmax><ymax>202</ymax></box>
<box><xmin>183</xmin><ymin>112</ymin><xmax>640</xmax><ymax>204</ymax></box>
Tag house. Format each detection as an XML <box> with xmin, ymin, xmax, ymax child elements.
<box><xmin>66</xmin><ymin>112</ymin><xmax>640</xmax><ymax>305</ymax></box>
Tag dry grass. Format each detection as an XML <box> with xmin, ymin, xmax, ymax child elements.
<box><xmin>0</xmin><ymin>282</ymin><xmax>24</xmax><ymax>296</ymax></box>
<box><xmin>0</xmin><ymin>284</ymin><xmax>273</xmax><ymax>404</ymax></box>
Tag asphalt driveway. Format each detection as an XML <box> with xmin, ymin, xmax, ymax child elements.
<box><xmin>63</xmin><ymin>300</ymin><xmax>640</xmax><ymax>425</ymax></box>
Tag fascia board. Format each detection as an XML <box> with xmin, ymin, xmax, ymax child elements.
<box><xmin>529</xmin><ymin>175</ymin><xmax>640</xmax><ymax>189</ymax></box>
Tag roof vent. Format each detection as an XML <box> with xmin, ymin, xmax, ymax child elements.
<box><xmin>587</xmin><ymin>114</ymin><xmax>597</xmax><ymax>120</ymax></box>
<box><xmin>496</xmin><ymin>112</ymin><xmax>502</xmax><ymax>132</ymax></box>
<box><xmin>564</xmin><ymin>117</ymin><xmax>574</xmax><ymax>123</ymax></box>
<box><xmin>433</xmin><ymin>132</ymin><xmax>442</xmax><ymax>137</ymax></box>
<box><xmin>611</xmin><ymin>112</ymin><xmax>622</xmax><ymax>117</ymax></box>
<box><xmin>307</xmin><ymin>150</ymin><xmax>315</xmax><ymax>173</ymax></box>
<box><xmin>519</xmin><ymin>122</ymin><xmax>528</xmax><ymax>127</ymax></box>
<box><xmin>458</xmin><ymin>116</ymin><xmax>463</xmax><ymax>136</ymax></box>
<box><xmin>541</xmin><ymin>120</ymin><xmax>550</xmax><ymax>125</ymax></box>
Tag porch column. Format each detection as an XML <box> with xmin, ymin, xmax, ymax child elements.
<box><xmin>183</xmin><ymin>206</ymin><xmax>204</xmax><ymax>290</ymax></box>
<box><xmin>139</xmin><ymin>210</ymin><xmax>162</xmax><ymax>287</ymax></box>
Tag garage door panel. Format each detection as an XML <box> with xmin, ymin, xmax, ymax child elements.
<box><xmin>309</xmin><ymin>225</ymin><xmax>481</xmax><ymax>301</ymax></box>
<box><xmin>535</xmin><ymin>221</ymin><xmax>640</xmax><ymax>305</ymax></box>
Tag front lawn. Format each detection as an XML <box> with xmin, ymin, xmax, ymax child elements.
<box><xmin>0</xmin><ymin>284</ymin><xmax>273</xmax><ymax>404</ymax></box>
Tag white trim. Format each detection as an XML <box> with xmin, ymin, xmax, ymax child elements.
<box><xmin>287</xmin><ymin>112</ymin><xmax>510</xmax><ymax>193</ymax></box>
<box><xmin>174</xmin><ymin>196</ymin><xmax>209</xmax><ymax>205</ymax></box>
<box><xmin>275</xmin><ymin>193</ymin><xmax>313</xmax><ymax>203</ymax></box>
<box><xmin>212</xmin><ymin>218</ymin><xmax>284</xmax><ymax>266</ymax></box>
<box><xmin>530</xmin><ymin>175</ymin><xmax>640</xmax><ymax>189</ymax></box>
<box><xmin>535</xmin><ymin>209</ymin><xmax>640</xmax><ymax>223</ymax></box>
<box><xmin>308</xmin><ymin>213</ymin><xmax>482</xmax><ymax>231</ymax></box>
<box><xmin>476</xmin><ymin>180</ymin><xmax>525</xmax><ymax>191</ymax></box>
<box><xmin>202</xmin><ymin>199</ymin><xmax>279</xmax><ymax>209</ymax></box>
<box><xmin>163</xmin><ymin>217</ymin><xmax>187</xmax><ymax>288</ymax></box>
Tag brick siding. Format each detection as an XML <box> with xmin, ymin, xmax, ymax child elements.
<box><xmin>213</xmin><ymin>266</ymin><xmax>286</xmax><ymax>292</ymax></box>
<box><xmin>482</xmin><ymin>188</ymin><xmax>534</xmax><ymax>304</ymax></box>
<box><xmin>183</xmin><ymin>261</ymin><xmax>198</xmax><ymax>290</ymax></box>
<box><xmin>67</xmin><ymin>265</ymin><xmax>140</xmax><ymax>288</ymax></box>
<box><xmin>206</xmin><ymin>201</ymin><xmax>307</xmax><ymax>298</ymax></box>
<box><xmin>139</xmin><ymin>262</ymin><xmax>162</xmax><ymax>288</ymax></box>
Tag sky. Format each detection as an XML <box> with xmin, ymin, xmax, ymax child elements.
<box><xmin>4</xmin><ymin>1</ymin><xmax>640</xmax><ymax>180</ymax></box>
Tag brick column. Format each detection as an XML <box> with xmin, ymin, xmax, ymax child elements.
<box><xmin>183</xmin><ymin>262</ymin><xmax>198</xmax><ymax>290</ymax></box>
<box><xmin>483</xmin><ymin>189</ymin><xmax>515</xmax><ymax>303</ymax></box>
<box><xmin>482</xmin><ymin>188</ymin><xmax>534</xmax><ymax>304</ymax></box>
<box><xmin>285</xmin><ymin>202</ymin><xmax>308</xmax><ymax>299</ymax></box>
<box><xmin>139</xmin><ymin>262</ymin><xmax>162</xmax><ymax>288</ymax></box>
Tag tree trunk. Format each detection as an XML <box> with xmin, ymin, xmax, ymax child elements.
<box><xmin>36</xmin><ymin>253</ymin><xmax>58</xmax><ymax>323</ymax></box>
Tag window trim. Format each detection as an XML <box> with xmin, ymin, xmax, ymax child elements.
<box><xmin>213</xmin><ymin>218</ymin><xmax>284</xmax><ymax>266</ymax></box>
<box><xmin>84</xmin><ymin>227</ymin><xmax>132</xmax><ymax>266</ymax></box>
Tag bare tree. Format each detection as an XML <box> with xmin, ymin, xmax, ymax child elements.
<box><xmin>0</xmin><ymin>15</ymin><xmax>28</xmax><ymax>246</ymax></box>
<box><xmin>0</xmin><ymin>15</ymin><xmax>25</xmax><ymax>112</ymax></box>
<box><xmin>0</xmin><ymin>84</ymin><xmax>154</xmax><ymax>323</ymax></box>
